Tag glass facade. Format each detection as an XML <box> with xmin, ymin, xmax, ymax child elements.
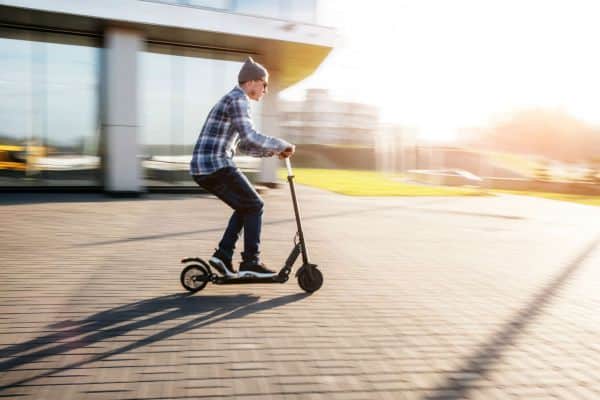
<box><xmin>143</xmin><ymin>0</ymin><xmax>317</xmax><ymax>24</ymax></box>
<box><xmin>140</xmin><ymin>44</ymin><xmax>263</xmax><ymax>186</ymax></box>
<box><xmin>234</xmin><ymin>0</ymin><xmax>316</xmax><ymax>23</ymax></box>
<box><xmin>0</xmin><ymin>27</ymin><xmax>101</xmax><ymax>187</ymax></box>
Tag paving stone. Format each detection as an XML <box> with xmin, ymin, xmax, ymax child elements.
<box><xmin>1</xmin><ymin>189</ymin><xmax>599</xmax><ymax>399</ymax></box>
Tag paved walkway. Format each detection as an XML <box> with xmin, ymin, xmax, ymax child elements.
<box><xmin>1</xmin><ymin>187</ymin><xmax>600</xmax><ymax>399</ymax></box>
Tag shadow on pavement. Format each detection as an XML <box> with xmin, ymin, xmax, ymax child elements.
<box><xmin>0</xmin><ymin>292</ymin><xmax>309</xmax><ymax>391</ymax></box>
<box><xmin>424</xmin><ymin>234</ymin><xmax>600</xmax><ymax>400</ymax></box>
<box><xmin>76</xmin><ymin>205</ymin><xmax>522</xmax><ymax>247</ymax></box>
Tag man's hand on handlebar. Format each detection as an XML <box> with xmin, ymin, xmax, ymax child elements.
<box><xmin>278</xmin><ymin>145</ymin><xmax>295</xmax><ymax>159</ymax></box>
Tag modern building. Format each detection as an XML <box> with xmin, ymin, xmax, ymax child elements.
<box><xmin>280</xmin><ymin>89</ymin><xmax>379</xmax><ymax>145</ymax></box>
<box><xmin>0</xmin><ymin>0</ymin><xmax>335</xmax><ymax>192</ymax></box>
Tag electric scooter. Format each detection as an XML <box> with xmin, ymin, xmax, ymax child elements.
<box><xmin>180</xmin><ymin>158</ymin><xmax>323</xmax><ymax>293</ymax></box>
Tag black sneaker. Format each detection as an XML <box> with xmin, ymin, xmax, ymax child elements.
<box><xmin>209</xmin><ymin>249</ymin><xmax>237</xmax><ymax>277</ymax></box>
<box><xmin>239</xmin><ymin>260</ymin><xmax>277</xmax><ymax>278</ymax></box>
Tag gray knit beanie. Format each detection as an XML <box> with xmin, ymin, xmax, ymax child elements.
<box><xmin>238</xmin><ymin>57</ymin><xmax>268</xmax><ymax>84</ymax></box>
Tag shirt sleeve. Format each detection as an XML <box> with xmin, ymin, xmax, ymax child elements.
<box><xmin>237</xmin><ymin>139</ymin><xmax>275</xmax><ymax>157</ymax></box>
<box><xmin>228</xmin><ymin>96</ymin><xmax>292</xmax><ymax>154</ymax></box>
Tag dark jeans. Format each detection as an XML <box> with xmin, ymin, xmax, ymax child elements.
<box><xmin>193</xmin><ymin>167</ymin><xmax>264</xmax><ymax>262</ymax></box>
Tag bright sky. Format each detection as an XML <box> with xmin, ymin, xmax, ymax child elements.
<box><xmin>280</xmin><ymin>0</ymin><xmax>600</xmax><ymax>141</ymax></box>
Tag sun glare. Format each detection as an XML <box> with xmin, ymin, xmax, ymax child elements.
<box><xmin>283</xmin><ymin>0</ymin><xmax>600</xmax><ymax>142</ymax></box>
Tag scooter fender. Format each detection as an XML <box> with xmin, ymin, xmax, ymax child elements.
<box><xmin>295</xmin><ymin>263</ymin><xmax>319</xmax><ymax>278</ymax></box>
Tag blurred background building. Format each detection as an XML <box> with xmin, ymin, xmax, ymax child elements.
<box><xmin>280</xmin><ymin>88</ymin><xmax>379</xmax><ymax>145</ymax></box>
<box><xmin>0</xmin><ymin>0</ymin><xmax>335</xmax><ymax>192</ymax></box>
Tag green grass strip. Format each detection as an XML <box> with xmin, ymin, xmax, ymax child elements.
<box><xmin>278</xmin><ymin>168</ymin><xmax>485</xmax><ymax>197</ymax></box>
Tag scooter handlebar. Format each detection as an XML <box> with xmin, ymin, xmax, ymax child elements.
<box><xmin>285</xmin><ymin>157</ymin><xmax>293</xmax><ymax>177</ymax></box>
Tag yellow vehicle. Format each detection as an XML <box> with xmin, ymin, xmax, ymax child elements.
<box><xmin>0</xmin><ymin>144</ymin><xmax>47</xmax><ymax>171</ymax></box>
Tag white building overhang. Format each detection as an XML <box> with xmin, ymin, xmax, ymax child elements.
<box><xmin>0</xmin><ymin>0</ymin><xmax>336</xmax><ymax>88</ymax></box>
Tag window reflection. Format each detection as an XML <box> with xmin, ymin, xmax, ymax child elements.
<box><xmin>233</xmin><ymin>0</ymin><xmax>316</xmax><ymax>23</ymax></box>
<box><xmin>186</xmin><ymin>0</ymin><xmax>229</xmax><ymax>9</ymax></box>
<box><xmin>140</xmin><ymin>45</ymin><xmax>263</xmax><ymax>186</ymax></box>
<box><xmin>142</xmin><ymin>0</ymin><xmax>316</xmax><ymax>24</ymax></box>
<box><xmin>233</xmin><ymin>0</ymin><xmax>280</xmax><ymax>19</ymax></box>
<box><xmin>0</xmin><ymin>28</ymin><xmax>101</xmax><ymax>186</ymax></box>
<box><xmin>285</xmin><ymin>0</ymin><xmax>317</xmax><ymax>24</ymax></box>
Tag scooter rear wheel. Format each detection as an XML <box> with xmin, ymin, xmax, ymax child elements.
<box><xmin>298</xmin><ymin>267</ymin><xmax>323</xmax><ymax>293</ymax></box>
<box><xmin>180</xmin><ymin>264</ymin><xmax>210</xmax><ymax>292</ymax></box>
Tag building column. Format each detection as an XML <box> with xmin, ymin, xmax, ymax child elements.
<box><xmin>102</xmin><ymin>27</ymin><xmax>142</xmax><ymax>194</ymax></box>
<box><xmin>259</xmin><ymin>72</ymin><xmax>282</xmax><ymax>185</ymax></box>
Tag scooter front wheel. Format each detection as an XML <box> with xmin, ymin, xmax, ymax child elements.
<box><xmin>298</xmin><ymin>266</ymin><xmax>323</xmax><ymax>293</ymax></box>
<box><xmin>180</xmin><ymin>264</ymin><xmax>210</xmax><ymax>292</ymax></box>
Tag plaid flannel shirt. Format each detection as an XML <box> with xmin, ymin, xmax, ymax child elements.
<box><xmin>190</xmin><ymin>86</ymin><xmax>291</xmax><ymax>175</ymax></box>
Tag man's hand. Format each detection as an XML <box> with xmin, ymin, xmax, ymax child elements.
<box><xmin>278</xmin><ymin>145</ymin><xmax>295</xmax><ymax>159</ymax></box>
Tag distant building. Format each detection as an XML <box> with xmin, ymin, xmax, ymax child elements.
<box><xmin>375</xmin><ymin>124</ymin><xmax>418</xmax><ymax>172</ymax></box>
<box><xmin>280</xmin><ymin>89</ymin><xmax>379</xmax><ymax>145</ymax></box>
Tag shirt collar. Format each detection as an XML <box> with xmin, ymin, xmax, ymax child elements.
<box><xmin>234</xmin><ymin>85</ymin><xmax>249</xmax><ymax>100</ymax></box>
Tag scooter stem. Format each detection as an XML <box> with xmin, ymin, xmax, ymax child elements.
<box><xmin>286</xmin><ymin>158</ymin><xmax>309</xmax><ymax>265</ymax></box>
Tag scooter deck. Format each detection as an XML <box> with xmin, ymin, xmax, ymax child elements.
<box><xmin>214</xmin><ymin>274</ymin><xmax>288</xmax><ymax>284</ymax></box>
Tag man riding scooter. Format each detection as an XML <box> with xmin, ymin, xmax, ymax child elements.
<box><xmin>190</xmin><ymin>57</ymin><xmax>295</xmax><ymax>279</ymax></box>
